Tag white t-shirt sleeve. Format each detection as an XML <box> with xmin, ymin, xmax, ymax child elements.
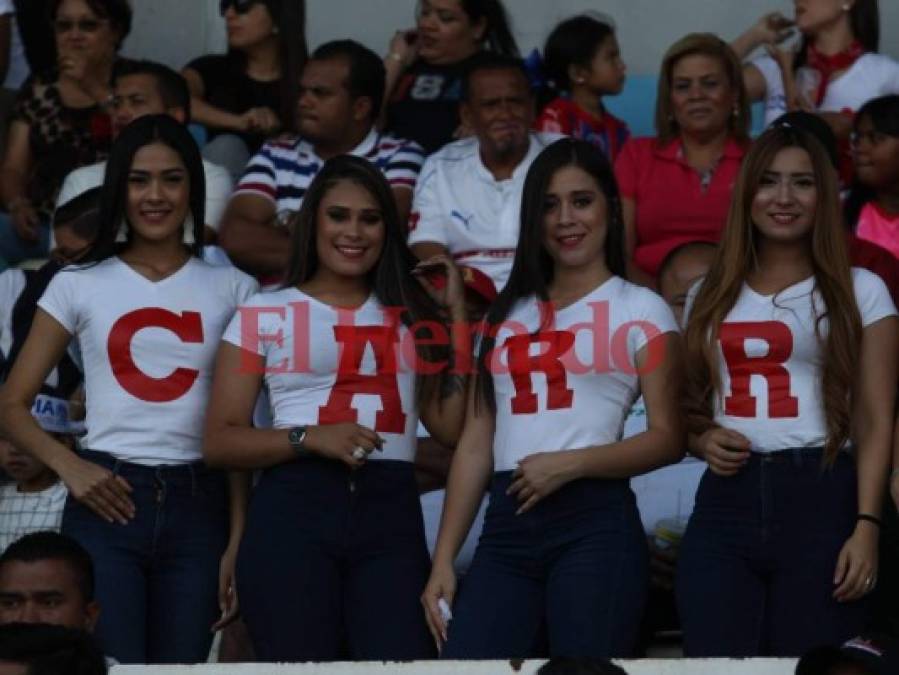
<box><xmin>407</xmin><ymin>160</ymin><xmax>449</xmax><ymax>247</ymax></box>
<box><xmin>222</xmin><ymin>294</ymin><xmax>282</xmax><ymax>356</ymax></box>
<box><xmin>36</xmin><ymin>269</ymin><xmax>80</xmax><ymax>335</ymax></box>
<box><xmin>853</xmin><ymin>267</ymin><xmax>897</xmax><ymax>326</ymax></box>
<box><xmin>203</xmin><ymin>160</ymin><xmax>234</xmax><ymax>231</ymax></box>
<box><xmin>629</xmin><ymin>287</ymin><xmax>679</xmax><ymax>356</ymax></box>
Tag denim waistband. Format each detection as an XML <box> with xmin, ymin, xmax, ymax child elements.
<box><xmin>748</xmin><ymin>446</ymin><xmax>851</xmax><ymax>467</ymax></box>
<box><xmin>78</xmin><ymin>448</ymin><xmax>217</xmax><ymax>485</ymax></box>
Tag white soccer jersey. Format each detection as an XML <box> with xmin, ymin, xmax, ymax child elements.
<box><xmin>705</xmin><ymin>268</ymin><xmax>896</xmax><ymax>451</ymax></box>
<box><xmin>38</xmin><ymin>257</ymin><xmax>258</xmax><ymax>465</ymax></box>
<box><xmin>222</xmin><ymin>288</ymin><xmax>421</xmax><ymax>462</ymax></box>
<box><xmin>489</xmin><ymin>276</ymin><xmax>678</xmax><ymax>472</ymax></box>
<box><xmin>408</xmin><ymin>132</ymin><xmax>562</xmax><ymax>291</ymax></box>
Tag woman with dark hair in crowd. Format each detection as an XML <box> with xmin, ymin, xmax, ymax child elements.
<box><xmin>203</xmin><ymin>155</ymin><xmax>470</xmax><ymax>661</ymax></box>
<box><xmin>183</xmin><ymin>0</ymin><xmax>306</xmax><ymax>179</ymax></box>
<box><xmin>0</xmin><ymin>115</ymin><xmax>257</xmax><ymax>664</ymax></box>
<box><xmin>422</xmin><ymin>138</ymin><xmax>683</xmax><ymax>659</ymax></box>
<box><xmin>0</xmin><ymin>0</ymin><xmax>130</xmax><ymax>272</ymax></box>
<box><xmin>614</xmin><ymin>33</ymin><xmax>750</xmax><ymax>287</ymax></box>
<box><xmin>535</xmin><ymin>14</ymin><xmax>629</xmax><ymax>163</ymax></box>
<box><xmin>733</xmin><ymin>0</ymin><xmax>899</xmax><ymax>139</ymax></box>
<box><xmin>844</xmin><ymin>95</ymin><xmax>899</xmax><ymax>259</ymax></box>
<box><xmin>677</xmin><ymin>123</ymin><xmax>897</xmax><ymax>656</ymax></box>
<box><xmin>382</xmin><ymin>0</ymin><xmax>518</xmax><ymax>154</ymax></box>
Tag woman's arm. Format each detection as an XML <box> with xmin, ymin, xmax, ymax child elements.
<box><xmin>0</xmin><ymin>310</ymin><xmax>135</xmax><ymax>523</ymax></box>
<box><xmin>621</xmin><ymin>197</ymin><xmax>656</xmax><ymax>289</ymax></box>
<box><xmin>182</xmin><ymin>66</ymin><xmax>248</xmax><ymax>134</ymax></box>
<box><xmin>0</xmin><ymin>119</ymin><xmax>39</xmax><ymax>241</ymax></box>
<box><xmin>211</xmin><ymin>470</ymin><xmax>250</xmax><ymax>631</ymax></box>
<box><xmin>203</xmin><ymin>342</ymin><xmax>383</xmax><ymax>470</ymax></box>
<box><xmin>378</xmin><ymin>30</ymin><xmax>417</xmax><ymax>130</ymax></box>
<box><xmin>834</xmin><ymin>316</ymin><xmax>898</xmax><ymax>602</ymax></box>
<box><xmin>421</xmin><ymin>378</ymin><xmax>494</xmax><ymax>644</ymax></box>
<box><xmin>508</xmin><ymin>332</ymin><xmax>686</xmax><ymax>514</ymax></box>
<box><xmin>419</xmin><ymin>307</ymin><xmax>470</xmax><ymax>447</ymax></box>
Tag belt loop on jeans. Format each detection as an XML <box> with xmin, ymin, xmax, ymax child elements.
<box><xmin>111</xmin><ymin>457</ymin><xmax>123</xmax><ymax>477</ymax></box>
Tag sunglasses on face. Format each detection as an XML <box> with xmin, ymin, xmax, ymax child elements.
<box><xmin>54</xmin><ymin>18</ymin><xmax>105</xmax><ymax>34</ymax></box>
<box><xmin>219</xmin><ymin>0</ymin><xmax>266</xmax><ymax>16</ymax></box>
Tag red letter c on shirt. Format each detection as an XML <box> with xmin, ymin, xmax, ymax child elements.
<box><xmin>107</xmin><ymin>308</ymin><xmax>204</xmax><ymax>402</ymax></box>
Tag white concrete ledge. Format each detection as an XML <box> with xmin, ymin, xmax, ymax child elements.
<box><xmin>111</xmin><ymin>659</ymin><xmax>798</xmax><ymax>674</ymax></box>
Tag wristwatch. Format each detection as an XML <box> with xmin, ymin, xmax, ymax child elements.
<box><xmin>288</xmin><ymin>426</ymin><xmax>309</xmax><ymax>456</ymax></box>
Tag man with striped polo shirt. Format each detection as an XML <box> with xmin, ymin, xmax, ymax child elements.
<box><xmin>221</xmin><ymin>40</ymin><xmax>424</xmax><ymax>282</ymax></box>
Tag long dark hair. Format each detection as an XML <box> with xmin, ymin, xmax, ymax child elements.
<box><xmin>228</xmin><ymin>0</ymin><xmax>307</xmax><ymax>134</ymax></box>
<box><xmin>283</xmin><ymin>155</ymin><xmax>450</xmax><ymax>401</ymax></box>
<box><xmin>543</xmin><ymin>14</ymin><xmax>615</xmax><ymax>93</ymax></box>
<box><xmin>458</xmin><ymin>0</ymin><xmax>519</xmax><ymax>57</ymax></box>
<box><xmin>476</xmin><ymin>138</ymin><xmax>627</xmax><ymax>411</ymax></box>
<box><xmin>796</xmin><ymin>0</ymin><xmax>879</xmax><ymax>69</ymax></box>
<box><xmin>80</xmin><ymin>115</ymin><xmax>205</xmax><ymax>264</ymax></box>
<box><xmin>845</xmin><ymin>94</ymin><xmax>899</xmax><ymax>229</ymax></box>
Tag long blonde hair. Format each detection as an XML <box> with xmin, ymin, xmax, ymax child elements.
<box><xmin>684</xmin><ymin>125</ymin><xmax>861</xmax><ymax>464</ymax></box>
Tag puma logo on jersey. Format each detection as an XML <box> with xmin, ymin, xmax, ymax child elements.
<box><xmin>451</xmin><ymin>210</ymin><xmax>474</xmax><ymax>229</ymax></box>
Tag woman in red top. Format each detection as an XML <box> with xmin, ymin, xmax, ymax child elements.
<box><xmin>614</xmin><ymin>34</ymin><xmax>749</xmax><ymax>287</ymax></box>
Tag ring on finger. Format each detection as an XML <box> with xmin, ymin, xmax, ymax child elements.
<box><xmin>352</xmin><ymin>447</ymin><xmax>367</xmax><ymax>461</ymax></box>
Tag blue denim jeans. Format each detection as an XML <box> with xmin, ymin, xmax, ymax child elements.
<box><xmin>236</xmin><ymin>457</ymin><xmax>434</xmax><ymax>662</ymax></box>
<box><xmin>0</xmin><ymin>211</ymin><xmax>49</xmax><ymax>272</ymax></box>
<box><xmin>442</xmin><ymin>473</ymin><xmax>649</xmax><ymax>659</ymax></box>
<box><xmin>60</xmin><ymin>449</ymin><xmax>228</xmax><ymax>664</ymax></box>
<box><xmin>676</xmin><ymin>449</ymin><xmax>866</xmax><ymax>657</ymax></box>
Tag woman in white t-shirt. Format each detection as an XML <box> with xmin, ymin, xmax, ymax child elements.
<box><xmin>422</xmin><ymin>138</ymin><xmax>683</xmax><ymax>659</ymax></box>
<box><xmin>732</xmin><ymin>0</ymin><xmax>898</xmax><ymax>140</ymax></box>
<box><xmin>203</xmin><ymin>155</ymin><xmax>470</xmax><ymax>661</ymax></box>
<box><xmin>677</xmin><ymin>123</ymin><xmax>898</xmax><ymax>657</ymax></box>
<box><xmin>0</xmin><ymin>115</ymin><xmax>258</xmax><ymax>664</ymax></box>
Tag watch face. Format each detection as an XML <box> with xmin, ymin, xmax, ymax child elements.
<box><xmin>289</xmin><ymin>428</ymin><xmax>303</xmax><ymax>444</ymax></box>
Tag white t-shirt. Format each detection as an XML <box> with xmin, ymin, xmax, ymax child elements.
<box><xmin>0</xmin><ymin>1</ymin><xmax>29</xmax><ymax>90</ymax></box>
<box><xmin>752</xmin><ymin>52</ymin><xmax>899</xmax><ymax>126</ymax></box>
<box><xmin>699</xmin><ymin>268</ymin><xmax>896</xmax><ymax>451</ymax></box>
<box><xmin>0</xmin><ymin>267</ymin><xmax>25</xmax><ymax>362</ymax></box>
<box><xmin>38</xmin><ymin>257</ymin><xmax>258</xmax><ymax>465</ymax></box>
<box><xmin>489</xmin><ymin>276</ymin><xmax>678</xmax><ymax>472</ymax></box>
<box><xmin>55</xmin><ymin>158</ymin><xmax>233</xmax><ymax>231</ymax></box>
<box><xmin>222</xmin><ymin>289</ymin><xmax>421</xmax><ymax>462</ymax></box>
<box><xmin>408</xmin><ymin>132</ymin><xmax>562</xmax><ymax>291</ymax></box>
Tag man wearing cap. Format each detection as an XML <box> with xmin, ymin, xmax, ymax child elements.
<box><xmin>0</xmin><ymin>394</ymin><xmax>81</xmax><ymax>552</ymax></box>
<box><xmin>408</xmin><ymin>53</ymin><xmax>562</xmax><ymax>292</ymax></box>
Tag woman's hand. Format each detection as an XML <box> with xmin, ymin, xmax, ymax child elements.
<box><xmin>507</xmin><ymin>451</ymin><xmax>579</xmax><ymax>514</ymax></box>
<box><xmin>59</xmin><ymin>456</ymin><xmax>135</xmax><ymax>524</ymax></box>
<box><xmin>421</xmin><ymin>560</ymin><xmax>456</xmax><ymax>651</ymax></box>
<box><xmin>211</xmin><ymin>540</ymin><xmax>241</xmax><ymax>632</ymax></box>
<box><xmin>9</xmin><ymin>199</ymin><xmax>40</xmax><ymax>242</ymax></box>
<box><xmin>413</xmin><ymin>254</ymin><xmax>466</xmax><ymax>315</ymax></box>
<box><xmin>239</xmin><ymin>107</ymin><xmax>281</xmax><ymax>134</ymax></box>
<box><xmin>695</xmin><ymin>427</ymin><xmax>751</xmax><ymax>476</ymax></box>
<box><xmin>750</xmin><ymin>12</ymin><xmax>795</xmax><ymax>46</ymax></box>
<box><xmin>833</xmin><ymin>523</ymin><xmax>879</xmax><ymax>602</ymax></box>
<box><xmin>387</xmin><ymin>29</ymin><xmax>418</xmax><ymax>70</ymax></box>
<box><xmin>303</xmin><ymin>422</ymin><xmax>385</xmax><ymax>468</ymax></box>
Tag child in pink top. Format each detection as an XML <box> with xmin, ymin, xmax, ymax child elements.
<box><xmin>846</xmin><ymin>95</ymin><xmax>899</xmax><ymax>259</ymax></box>
<box><xmin>535</xmin><ymin>15</ymin><xmax>629</xmax><ymax>162</ymax></box>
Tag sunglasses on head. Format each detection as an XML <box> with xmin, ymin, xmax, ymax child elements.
<box><xmin>219</xmin><ymin>0</ymin><xmax>268</xmax><ymax>15</ymax></box>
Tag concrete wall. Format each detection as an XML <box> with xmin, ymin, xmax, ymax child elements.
<box><xmin>111</xmin><ymin>659</ymin><xmax>798</xmax><ymax>675</ymax></box>
<box><xmin>124</xmin><ymin>0</ymin><xmax>899</xmax><ymax>74</ymax></box>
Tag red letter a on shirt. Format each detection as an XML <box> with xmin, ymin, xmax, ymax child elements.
<box><xmin>505</xmin><ymin>331</ymin><xmax>575</xmax><ymax>415</ymax></box>
<box><xmin>720</xmin><ymin>321</ymin><xmax>799</xmax><ymax>418</ymax></box>
<box><xmin>318</xmin><ymin>325</ymin><xmax>406</xmax><ymax>433</ymax></box>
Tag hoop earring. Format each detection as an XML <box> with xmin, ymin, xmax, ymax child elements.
<box><xmin>182</xmin><ymin>214</ymin><xmax>196</xmax><ymax>245</ymax></box>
